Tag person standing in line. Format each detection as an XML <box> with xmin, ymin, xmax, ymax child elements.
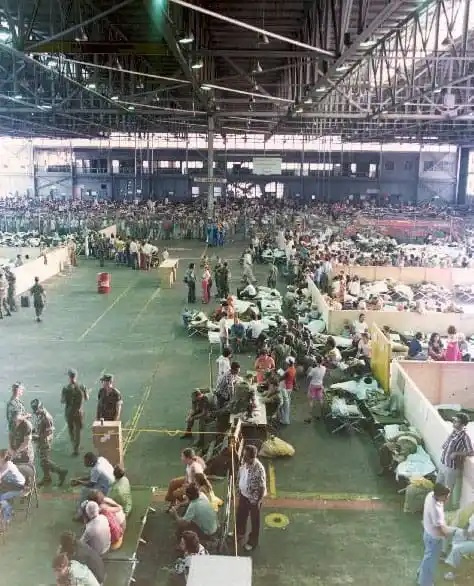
<box><xmin>304</xmin><ymin>356</ymin><xmax>326</xmax><ymax>423</ymax></box>
<box><xmin>417</xmin><ymin>483</ymin><xmax>453</xmax><ymax>586</ymax></box>
<box><xmin>236</xmin><ymin>444</ymin><xmax>267</xmax><ymax>552</ymax></box>
<box><xmin>31</xmin><ymin>399</ymin><xmax>68</xmax><ymax>487</ymax></box>
<box><xmin>6</xmin><ymin>382</ymin><xmax>28</xmax><ymax>449</ymax></box>
<box><xmin>267</xmin><ymin>263</ymin><xmax>278</xmax><ymax>289</ymax></box>
<box><xmin>96</xmin><ymin>374</ymin><xmax>123</xmax><ymax>422</ymax></box>
<box><xmin>30</xmin><ymin>276</ymin><xmax>46</xmax><ymax>322</ymax></box>
<box><xmin>218</xmin><ymin>314</ymin><xmax>229</xmax><ymax>354</ymax></box>
<box><xmin>221</xmin><ymin>261</ymin><xmax>230</xmax><ymax>298</ymax></box>
<box><xmin>61</xmin><ymin>369</ymin><xmax>89</xmax><ymax>456</ymax></box>
<box><xmin>184</xmin><ymin>263</ymin><xmax>196</xmax><ymax>304</ymax></box>
<box><xmin>0</xmin><ymin>271</ymin><xmax>12</xmax><ymax>318</ymax></box>
<box><xmin>5</xmin><ymin>268</ymin><xmax>17</xmax><ymax>312</ymax></box>
<box><xmin>437</xmin><ymin>413</ymin><xmax>473</xmax><ymax>500</ymax></box>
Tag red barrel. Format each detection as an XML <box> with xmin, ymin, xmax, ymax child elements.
<box><xmin>97</xmin><ymin>272</ymin><xmax>111</xmax><ymax>294</ymax></box>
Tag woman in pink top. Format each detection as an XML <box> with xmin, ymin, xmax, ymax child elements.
<box><xmin>254</xmin><ymin>349</ymin><xmax>275</xmax><ymax>384</ymax></box>
<box><xmin>201</xmin><ymin>266</ymin><xmax>211</xmax><ymax>304</ymax></box>
<box><xmin>443</xmin><ymin>325</ymin><xmax>462</xmax><ymax>361</ymax></box>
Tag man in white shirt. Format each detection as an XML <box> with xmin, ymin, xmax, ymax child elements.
<box><xmin>238</xmin><ymin>283</ymin><xmax>257</xmax><ymax>300</ymax></box>
<box><xmin>141</xmin><ymin>241</ymin><xmax>153</xmax><ymax>270</ymax></box>
<box><xmin>305</xmin><ymin>357</ymin><xmax>326</xmax><ymax>423</ymax></box>
<box><xmin>129</xmin><ymin>239</ymin><xmax>139</xmax><ymax>270</ymax></box>
<box><xmin>80</xmin><ymin>501</ymin><xmax>111</xmax><ymax>556</ymax></box>
<box><xmin>216</xmin><ymin>348</ymin><xmax>231</xmax><ymax>383</ymax></box>
<box><xmin>352</xmin><ymin>313</ymin><xmax>368</xmax><ymax>338</ymax></box>
<box><xmin>236</xmin><ymin>444</ymin><xmax>266</xmax><ymax>552</ymax></box>
<box><xmin>219</xmin><ymin>315</ymin><xmax>229</xmax><ymax>354</ymax></box>
<box><xmin>417</xmin><ymin>484</ymin><xmax>452</xmax><ymax>586</ymax></box>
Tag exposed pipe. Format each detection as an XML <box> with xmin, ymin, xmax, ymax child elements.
<box><xmin>62</xmin><ymin>57</ymin><xmax>190</xmax><ymax>86</ymax></box>
<box><xmin>204</xmin><ymin>82</ymin><xmax>293</xmax><ymax>103</ymax></box>
<box><xmin>168</xmin><ymin>0</ymin><xmax>335</xmax><ymax>58</ymax></box>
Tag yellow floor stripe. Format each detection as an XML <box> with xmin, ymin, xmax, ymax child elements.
<box><xmin>268</xmin><ymin>463</ymin><xmax>277</xmax><ymax>499</ymax></box>
<box><xmin>276</xmin><ymin>490</ymin><xmax>382</xmax><ymax>501</ymax></box>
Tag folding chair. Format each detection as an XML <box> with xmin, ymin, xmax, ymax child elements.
<box><xmin>16</xmin><ymin>463</ymin><xmax>39</xmax><ymax>519</ymax></box>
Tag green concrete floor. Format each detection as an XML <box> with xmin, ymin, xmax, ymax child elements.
<box><xmin>0</xmin><ymin>242</ymin><xmax>471</xmax><ymax>585</ymax></box>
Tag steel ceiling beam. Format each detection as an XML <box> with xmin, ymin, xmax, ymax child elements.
<box><xmin>144</xmin><ymin>0</ymin><xmax>209</xmax><ymax>111</ymax></box>
<box><xmin>168</xmin><ymin>0</ymin><xmax>335</xmax><ymax>59</ymax></box>
<box><xmin>26</xmin><ymin>41</ymin><xmax>170</xmax><ymax>55</ymax></box>
<box><xmin>26</xmin><ymin>0</ymin><xmax>139</xmax><ymax>51</ymax></box>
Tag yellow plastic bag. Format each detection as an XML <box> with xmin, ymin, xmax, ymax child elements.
<box><xmin>259</xmin><ymin>435</ymin><xmax>295</xmax><ymax>458</ymax></box>
<box><xmin>208</xmin><ymin>489</ymin><xmax>223</xmax><ymax>512</ymax></box>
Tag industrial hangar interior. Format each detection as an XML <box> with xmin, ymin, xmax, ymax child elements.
<box><xmin>1</xmin><ymin>0</ymin><xmax>474</xmax><ymax>202</ymax></box>
<box><xmin>1</xmin><ymin>1</ymin><xmax>474</xmax><ymax>586</ymax></box>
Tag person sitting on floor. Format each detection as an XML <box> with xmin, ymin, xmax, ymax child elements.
<box><xmin>108</xmin><ymin>465</ymin><xmax>133</xmax><ymax>518</ymax></box>
<box><xmin>87</xmin><ymin>489</ymin><xmax>126</xmax><ymax>530</ymax></box>
<box><xmin>53</xmin><ymin>552</ymin><xmax>100</xmax><ymax>586</ymax></box>
<box><xmin>324</xmin><ymin>337</ymin><xmax>342</xmax><ymax>368</ymax></box>
<box><xmin>165</xmin><ymin>448</ymin><xmax>206</xmax><ymax>509</ymax></box>
<box><xmin>0</xmin><ymin>448</ymin><xmax>26</xmax><ymax>523</ymax></box>
<box><xmin>174</xmin><ymin>530</ymin><xmax>209</xmax><ymax>579</ymax></box>
<box><xmin>174</xmin><ymin>531</ymin><xmax>209</xmax><ymax>580</ymax></box>
<box><xmin>80</xmin><ymin>501</ymin><xmax>111</xmax><ymax>557</ymax></box>
<box><xmin>71</xmin><ymin>452</ymin><xmax>115</xmax><ymax>519</ymax></box>
<box><xmin>407</xmin><ymin>332</ymin><xmax>426</xmax><ymax>360</ymax></box>
<box><xmin>194</xmin><ymin>472</ymin><xmax>223</xmax><ymax>512</ymax></box>
<box><xmin>58</xmin><ymin>531</ymin><xmax>105</xmax><ymax>585</ymax></box>
<box><xmin>169</xmin><ymin>483</ymin><xmax>218</xmax><ymax>541</ymax></box>
<box><xmin>237</xmin><ymin>282</ymin><xmax>257</xmax><ymax>300</ymax></box>
<box><xmin>180</xmin><ymin>390</ymin><xmax>214</xmax><ymax>445</ymax></box>
<box><xmin>428</xmin><ymin>333</ymin><xmax>444</xmax><ymax>361</ymax></box>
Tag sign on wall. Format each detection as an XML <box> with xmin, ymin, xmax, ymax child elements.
<box><xmin>253</xmin><ymin>157</ymin><xmax>282</xmax><ymax>175</ymax></box>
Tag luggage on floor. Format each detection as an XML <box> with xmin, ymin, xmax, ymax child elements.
<box><xmin>21</xmin><ymin>295</ymin><xmax>30</xmax><ymax>308</ymax></box>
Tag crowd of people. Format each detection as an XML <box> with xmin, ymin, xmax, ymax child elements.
<box><xmin>0</xmin><ymin>371</ymin><xmax>132</xmax><ymax>585</ymax></box>
<box><xmin>2</xmin><ymin>194</ymin><xmax>474</xmax><ymax>584</ymax></box>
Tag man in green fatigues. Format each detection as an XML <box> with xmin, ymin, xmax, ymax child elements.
<box><xmin>214</xmin><ymin>258</ymin><xmax>223</xmax><ymax>298</ymax></box>
<box><xmin>31</xmin><ymin>399</ymin><xmax>68</xmax><ymax>487</ymax></box>
<box><xmin>30</xmin><ymin>276</ymin><xmax>45</xmax><ymax>322</ymax></box>
<box><xmin>267</xmin><ymin>263</ymin><xmax>278</xmax><ymax>289</ymax></box>
<box><xmin>61</xmin><ymin>369</ymin><xmax>89</xmax><ymax>456</ymax></box>
<box><xmin>5</xmin><ymin>268</ymin><xmax>17</xmax><ymax>312</ymax></box>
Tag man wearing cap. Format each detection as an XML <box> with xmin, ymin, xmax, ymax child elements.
<box><xmin>61</xmin><ymin>369</ymin><xmax>89</xmax><ymax>456</ymax></box>
<box><xmin>6</xmin><ymin>383</ymin><xmax>28</xmax><ymax>449</ymax></box>
<box><xmin>31</xmin><ymin>399</ymin><xmax>68</xmax><ymax>487</ymax></box>
<box><xmin>96</xmin><ymin>375</ymin><xmax>123</xmax><ymax>422</ymax></box>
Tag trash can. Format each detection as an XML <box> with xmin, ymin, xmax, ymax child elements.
<box><xmin>97</xmin><ymin>272</ymin><xmax>111</xmax><ymax>294</ymax></box>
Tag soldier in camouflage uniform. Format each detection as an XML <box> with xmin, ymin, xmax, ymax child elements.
<box><xmin>31</xmin><ymin>399</ymin><xmax>68</xmax><ymax>487</ymax></box>
<box><xmin>61</xmin><ymin>369</ymin><xmax>89</xmax><ymax>456</ymax></box>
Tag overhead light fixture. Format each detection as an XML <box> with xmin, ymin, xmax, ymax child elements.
<box><xmin>111</xmin><ymin>95</ymin><xmax>120</xmax><ymax>101</ymax></box>
<box><xmin>155</xmin><ymin>96</ymin><xmax>160</xmax><ymax>101</ymax></box>
<box><xmin>258</xmin><ymin>33</ymin><xmax>269</xmax><ymax>45</ymax></box>
<box><xmin>39</xmin><ymin>104</ymin><xmax>52</xmax><ymax>110</ymax></box>
<box><xmin>360</xmin><ymin>39</ymin><xmax>376</xmax><ymax>48</ymax></box>
<box><xmin>336</xmin><ymin>64</ymin><xmax>350</xmax><ymax>72</ymax></box>
<box><xmin>295</xmin><ymin>106</ymin><xmax>303</xmax><ymax>113</ymax></box>
<box><xmin>304</xmin><ymin>97</ymin><xmax>313</xmax><ymax>104</ymax></box>
<box><xmin>86</xmin><ymin>83</ymin><xmax>96</xmax><ymax>89</ymax></box>
<box><xmin>252</xmin><ymin>61</ymin><xmax>263</xmax><ymax>74</ymax></box>
<box><xmin>13</xmin><ymin>94</ymin><xmax>22</xmax><ymax>100</ymax></box>
<box><xmin>191</xmin><ymin>60</ymin><xmax>203</xmax><ymax>70</ymax></box>
<box><xmin>201</xmin><ymin>84</ymin><xmax>211</xmax><ymax>91</ymax></box>
<box><xmin>47</xmin><ymin>59</ymin><xmax>58</xmax><ymax>68</ymax></box>
<box><xmin>127</xmin><ymin>105</ymin><xmax>135</xmax><ymax>111</ymax></box>
<box><xmin>315</xmin><ymin>87</ymin><xmax>327</xmax><ymax>92</ymax></box>
<box><xmin>178</xmin><ymin>32</ymin><xmax>194</xmax><ymax>45</ymax></box>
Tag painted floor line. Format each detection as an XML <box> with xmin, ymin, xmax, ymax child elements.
<box><xmin>56</xmin><ymin>287</ymin><xmax>160</xmax><ymax>443</ymax></box>
<box><xmin>268</xmin><ymin>463</ymin><xmax>277</xmax><ymax>499</ymax></box>
<box><xmin>77</xmin><ymin>282</ymin><xmax>135</xmax><ymax>341</ymax></box>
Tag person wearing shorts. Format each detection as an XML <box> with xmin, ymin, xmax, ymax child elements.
<box><xmin>304</xmin><ymin>357</ymin><xmax>326</xmax><ymax>423</ymax></box>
